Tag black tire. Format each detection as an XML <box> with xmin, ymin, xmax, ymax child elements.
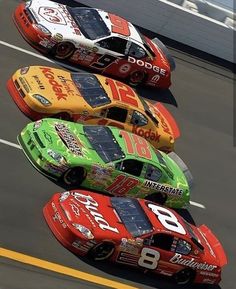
<box><xmin>62</xmin><ymin>167</ymin><xmax>85</xmax><ymax>186</ymax></box>
<box><xmin>53</xmin><ymin>112</ymin><xmax>72</xmax><ymax>121</ymax></box>
<box><xmin>52</xmin><ymin>42</ymin><xmax>75</xmax><ymax>59</ymax></box>
<box><xmin>173</xmin><ymin>268</ymin><xmax>195</xmax><ymax>285</ymax></box>
<box><xmin>88</xmin><ymin>242</ymin><xmax>115</xmax><ymax>261</ymax></box>
<box><xmin>128</xmin><ymin>70</ymin><xmax>146</xmax><ymax>86</ymax></box>
<box><xmin>145</xmin><ymin>192</ymin><xmax>167</xmax><ymax>205</ymax></box>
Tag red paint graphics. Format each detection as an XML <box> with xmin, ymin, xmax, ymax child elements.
<box><xmin>40</xmin><ymin>67</ymin><xmax>67</xmax><ymax>100</ymax></box>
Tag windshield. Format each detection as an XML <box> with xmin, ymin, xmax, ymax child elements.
<box><xmin>67</xmin><ymin>7</ymin><xmax>110</xmax><ymax>40</ymax></box>
<box><xmin>84</xmin><ymin>126</ymin><xmax>125</xmax><ymax>162</ymax></box>
<box><xmin>71</xmin><ymin>73</ymin><xmax>110</xmax><ymax>107</ymax></box>
<box><xmin>111</xmin><ymin>198</ymin><xmax>153</xmax><ymax>237</ymax></box>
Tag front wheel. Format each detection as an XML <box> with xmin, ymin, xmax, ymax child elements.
<box><xmin>128</xmin><ymin>71</ymin><xmax>146</xmax><ymax>86</ymax></box>
<box><xmin>62</xmin><ymin>167</ymin><xmax>85</xmax><ymax>186</ymax></box>
<box><xmin>88</xmin><ymin>242</ymin><xmax>115</xmax><ymax>261</ymax></box>
<box><xmin>145</xmin><ymin>192</ymin><xmax>167</xmax><ymax>205</ymax></box>
<box><xmin>173</xmin><ymin>268</ymin><xmax>195</xmax><ymax>285</ymax></box>
<box><xmin>51</xmin><ymin>42</ymin><xmax>75</xmax><ymax>59</ymax></box>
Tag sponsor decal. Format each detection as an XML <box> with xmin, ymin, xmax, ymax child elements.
<box><xmin>57</xmin><ymin>75</ymin><xmax>77</xmax><ymax>96</ymax></box>
<box><xmin>52</xmin><ymin>33</ymin><xmax>63</xmax><ymax>42</ymax></box>
<box><xmin>40</xmin><ymin>67</ymin><xmax>67</xmax><ymax>100</ymax></box>
<box><xmin>144</xmin><ymin>180</ymin><xmax>183</xmax><ymax>196</ymax></box>
<box><xmin>32</xmin><ymin>75</ymin><xmax>45</xmax><ymax>90</ymax></box>
<box><xmin>72</xmin><ymin>192</ymin><xmax>119</xmax><ymax>233</ymax></box>
<box><xmin>128</xmin><ymin>56</ymin><xmax>166</xmax><ymax>75</ymax></box>
<box><xmin>199</xmin><ymin>271</ymin><xmax>219</xmax><ymax>277</ymax></box>
<box><xmin>132</xmin><ymin>126</ymin><xmax>160</xmax><ymax>142</ymax></box>
<box><xmin>149</xmin><ymin>74</ymin><xmax>160</xmax><ymax>84</ymax></box>
<box><xmin>153</xmin><ymin>108</ymin><xmax>172</xmax><ymax>135</ymax></box>
<box><xmin>119</xmin><ymin>63</ymin><xmax>131</xmax><ymax>74</ymax></box>
<box><xmin>39</xmin><ymin>7</ymin><xmax>67</xmax><ymax>25</ymax></box>
<box><xmin>51</xmin><ymin>202</ymin><xmax>67</xmax><ymax>228</ymax></box>
<box><xmin>169</xmin><ymin>253</ymin><xmax>217</xmax><ymax>271</ymax></box>
<box><xmin>69</xmin><ymin>203</ymin><xmax>80</xmax><ymax>217</ymax></box>
<box><xmin>43</xmin><ymin>131</ymin><xmax>53</xmax><ymax>144</ymax></box>
<box><xmin>120</xmin><ymin>238</ymin><xmax>142</xmax><ymax>254</ymax></box>
<box><xmin>59</xmin><ymin>4</ymin><xmax>81</xmax><ymax>35</ymax></box>
<box><xmin>45</xmin><ymin>163</ymin><xmax>68</xmax><ymax>174</ymax></box>
<box><xmin>55</xmin><ymin>123</ymin><xmax>83</xmax><ymax>156</ymax></box>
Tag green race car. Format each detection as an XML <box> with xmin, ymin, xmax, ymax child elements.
<box><xmin>18</xmin><ymin>118</ymin><xmax>192</xmax><ymax>208</ymax></box>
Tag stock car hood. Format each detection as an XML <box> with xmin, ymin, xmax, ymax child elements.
<box><xmin>23</xmin><ymin>118</ymin><xmax>103</xmax><ymax>164</ymax></box>
<box><xmin>59</xmin><ymin>190</ymin><xmax>129</xmax><ymax>239</ymax></box>
<box><xmin>13</xmin><ymin>66</ymin><xmax>87</xmax><ymax>112</ymax></box>
<box><xmin>26</xmin><ymin>0</ymin><xmax>85</xmax><ymax>40</ymax></box>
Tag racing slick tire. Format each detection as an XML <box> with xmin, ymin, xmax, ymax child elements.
<box><xmin>51</xmin><ymin>42</ymin><xmax>75</xmax><ymax>59</ymax></box>
<box><xmin>173</xmin><ymin>268</ymin><xmax>195</xmax><ymax>285</ymax></box>
<box><xmin>62</xmin><ymin>167</ymin><xmax>86</xmax><ymax>186</ymax></box>
<box><xmin>88</xmin><ymin>242</ymin><xmax>115</xmax><ymax>261</ymax></box>
<box><xmin>152</xmin><ymin>37</ymin><xmax>176</xmax><ymax>72</ymax></box>
<box><xmin>128</xmin><ymin>70</ymin><xmax>146</xmax><ymax>86</ymax></box>
<box><xmin>145</xmin><ymin>192</ymin><xmax>167</xmax><ymax>205</ymax></box>
<box><xmin>53</xmin><ymin>112</ymin><xmax>72</xmax><ymax>121</ymax></box>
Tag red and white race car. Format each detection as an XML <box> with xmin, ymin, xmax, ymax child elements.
<box><xmin>44</xmin><ymin>190</ymin><xmax>227</xmax><ymax>285</ymax></box>
<box><xmin>14</xmin><ymin>0</ymin><xmax>175</xmax><ymax>88</ymax></box>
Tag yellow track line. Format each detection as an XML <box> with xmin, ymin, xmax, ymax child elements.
<box><xmin>0</xmin><ymin>247</ymin><xmax>139</xmax><ymax>289</ymax></box>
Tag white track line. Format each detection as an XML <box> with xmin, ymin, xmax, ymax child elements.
<box><xmin>0</xmin><ymin>40</ymin><xmax>81</xmax><ymax>72</ymax></box>
<box><xmin>0</xmin><ymin>139</ymin><xmax>21</xmax><ymax>149</ymax></box>
<box><xmin>190</xmin><ymin>201</ymin><xmax>205</xmax><ymax>209</ymax></box>
<box><xmin>0</xmin><ymin>40</ymin><xmax>206</xmax><ymax>209</ymax></box>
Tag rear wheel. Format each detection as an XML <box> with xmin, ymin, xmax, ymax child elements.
<box><xmin>145</xmin><ymin>192</ymin><xmax>167</xmax><ymax>205</ymax></box>
<box><xmin>62</xmin><ymin>167</ymin><xmax>85</xmax><ymax>186</ymax></box>
<box><xmin>173</xmin><ymin>268</ymin><xmax>195</xmax><ymax>285</ymax></box>
<box><xmin>52</xmin><ymin>42</ymin><xmax>75</xmax><ymax>59</ymax></box>
<box><xmin>88</xmin><ymin>242</ymin><xmax>115</xmax><ymax>261</ymax></box>
<box><xmin>129</xmin><ymin>70</ymin><xmax>146</xmax><ymax>86</ymax></box>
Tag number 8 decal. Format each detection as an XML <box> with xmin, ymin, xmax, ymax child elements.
<box><xmin>138</xmin><ymin>248</ymin><xmax>160</xmax><ymax>270</ymax></box>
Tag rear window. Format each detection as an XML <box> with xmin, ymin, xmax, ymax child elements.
<box><xmin>84</xmin><ymin>126</ymin><xmax>124</xmax><ymax>163</ymax></box>
<box><xmin>111</xmin><ymin>198</ymin><xmax>153</xmax><ymax>237</ymax></box>
<box><xmin>67</xmin><ymin>7</ymin><xmax>110</xmax><ymax>40</ymax></box>
<box><xmin>71</xmin><ymin>73</ymin><xmax>110</xmax><ymax>107</ymax></box>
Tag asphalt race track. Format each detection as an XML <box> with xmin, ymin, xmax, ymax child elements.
<box><xmin>0</xmin><ymin>1</ymin><xmax>235</xmax><ymax>289</ymax></box>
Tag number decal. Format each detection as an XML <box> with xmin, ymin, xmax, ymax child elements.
<box><xmin>106</xmin><ymin>175</ymin><xmax>139</xmax><ymax>195</ymax></box>
<box><xmin>91</xmin><ymin>54</ymin><xmax>117</xmax><ymax>69</ymax></box>
<box><xmin>148</xmin><ymin>204</ymin><xmax>186</xmax><ymax>235</ymax></box>
<box><xmin>138</xmin><ymin>248</ymin><xmax>160</xmax><ymax>270</ymax></box>
<box><xmin>120</xmin><ymin>130</ymin><xmax>152</xmax><ymax>159</ymax></box>
<box><xmin>109</xmin><ymin>14</ymin><xmax>130</xmax><ymax>36</ymax></box>
<box><xmin>106</xmin><ymin>78</ymin><xmax>138</xmax><ymax>107</ymax></box>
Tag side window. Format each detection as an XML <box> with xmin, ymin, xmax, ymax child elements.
<box><xmin>128</xmin><ymin>42</ymin><xmax>146</xmax><ymax>58</ymax></box>
<box><xmin>151</xmin><ymin>233</ymin><xmax>174</xmax><ymax>251</ymax></box>
<box><xmin>115</xmin><ymin>159</ymin><xmax>143</xmax><ymax>177</ymax></box>
<box><xmin>97</xmin><ymin>37</ymin><xmax>127</xmax><ymax>54</ymax></box>
<box><xmin>131</xmin><ymin>110</ymin><xmax>148</xmax><ymax>126</ymax></box>
<box><xmin>175</xmin><ymin>239</ymin><xmax>192</xmax><ymax>255</ymax></box>
<box><xmin>106</xmin><ymin>107</ymin><xmax>128</xmax><ymax>122</ymax></box>
<box><xmin>145</xmin><ymin>164</ymin><xmax>162</xmax><ymax>181</ymax></box>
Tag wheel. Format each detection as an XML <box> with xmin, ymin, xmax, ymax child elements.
<box><xmin>173</xmin><ymin>268</ymin><xmax>195</xmax><ymax>285</ymax></box>
<box><xmin>145</xmin><ymin>192</ymin><xmax>167</xmax><ymax>205</ymax></box>
<box><xmin>62</xmin><ymin>167</ymin><xmax>85</xmax><ymax>186</ymax></box>
<box><xmin>88</xmin><ymin>242</ymin><xmax>115</xmax><ymax>261</ymax></box>
<box><xmin>52</xmin><ymin>42</ymin><xmax>75</xmax><ymax>59</ymax></box>
<box><xmin>53</xmin><ymin>112</ymin><xmax>72</xmax><ymax>121</ymax></box>
<box><xmin>128</xmin><ymin>70</ymin><xmax>146</xmax><ymax>86</ymax></box>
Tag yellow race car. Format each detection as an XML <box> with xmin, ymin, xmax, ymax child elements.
<box><xmin>7</xmin><ymin>66</ymin><xmax>179</xmax><ymax>152</ymax></box>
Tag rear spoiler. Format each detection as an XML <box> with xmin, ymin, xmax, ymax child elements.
<box><xmin>199</xmin><ymin>224</ymin><xmax>227</xmax><ymax>267</ymax></box>
<box><xmin>154</xmin><ymin>102</ymin><xmax>180</xmax><ymax>139</ymax></box>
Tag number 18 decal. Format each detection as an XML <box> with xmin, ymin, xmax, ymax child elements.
<box><xmin>138</xmin><ymin>248</ymin><xmax>160</xmax><ymax>270</ymax></box>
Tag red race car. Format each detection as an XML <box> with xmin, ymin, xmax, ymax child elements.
<box><xmin>13</xmin><ymin>0</ymin><xmax>175</xmax><ymax>88</ymax></box>
<box><xmin>44</xmin><ymin>190</ymin><xmax>227</xmax><ymax>285</ymax></box>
